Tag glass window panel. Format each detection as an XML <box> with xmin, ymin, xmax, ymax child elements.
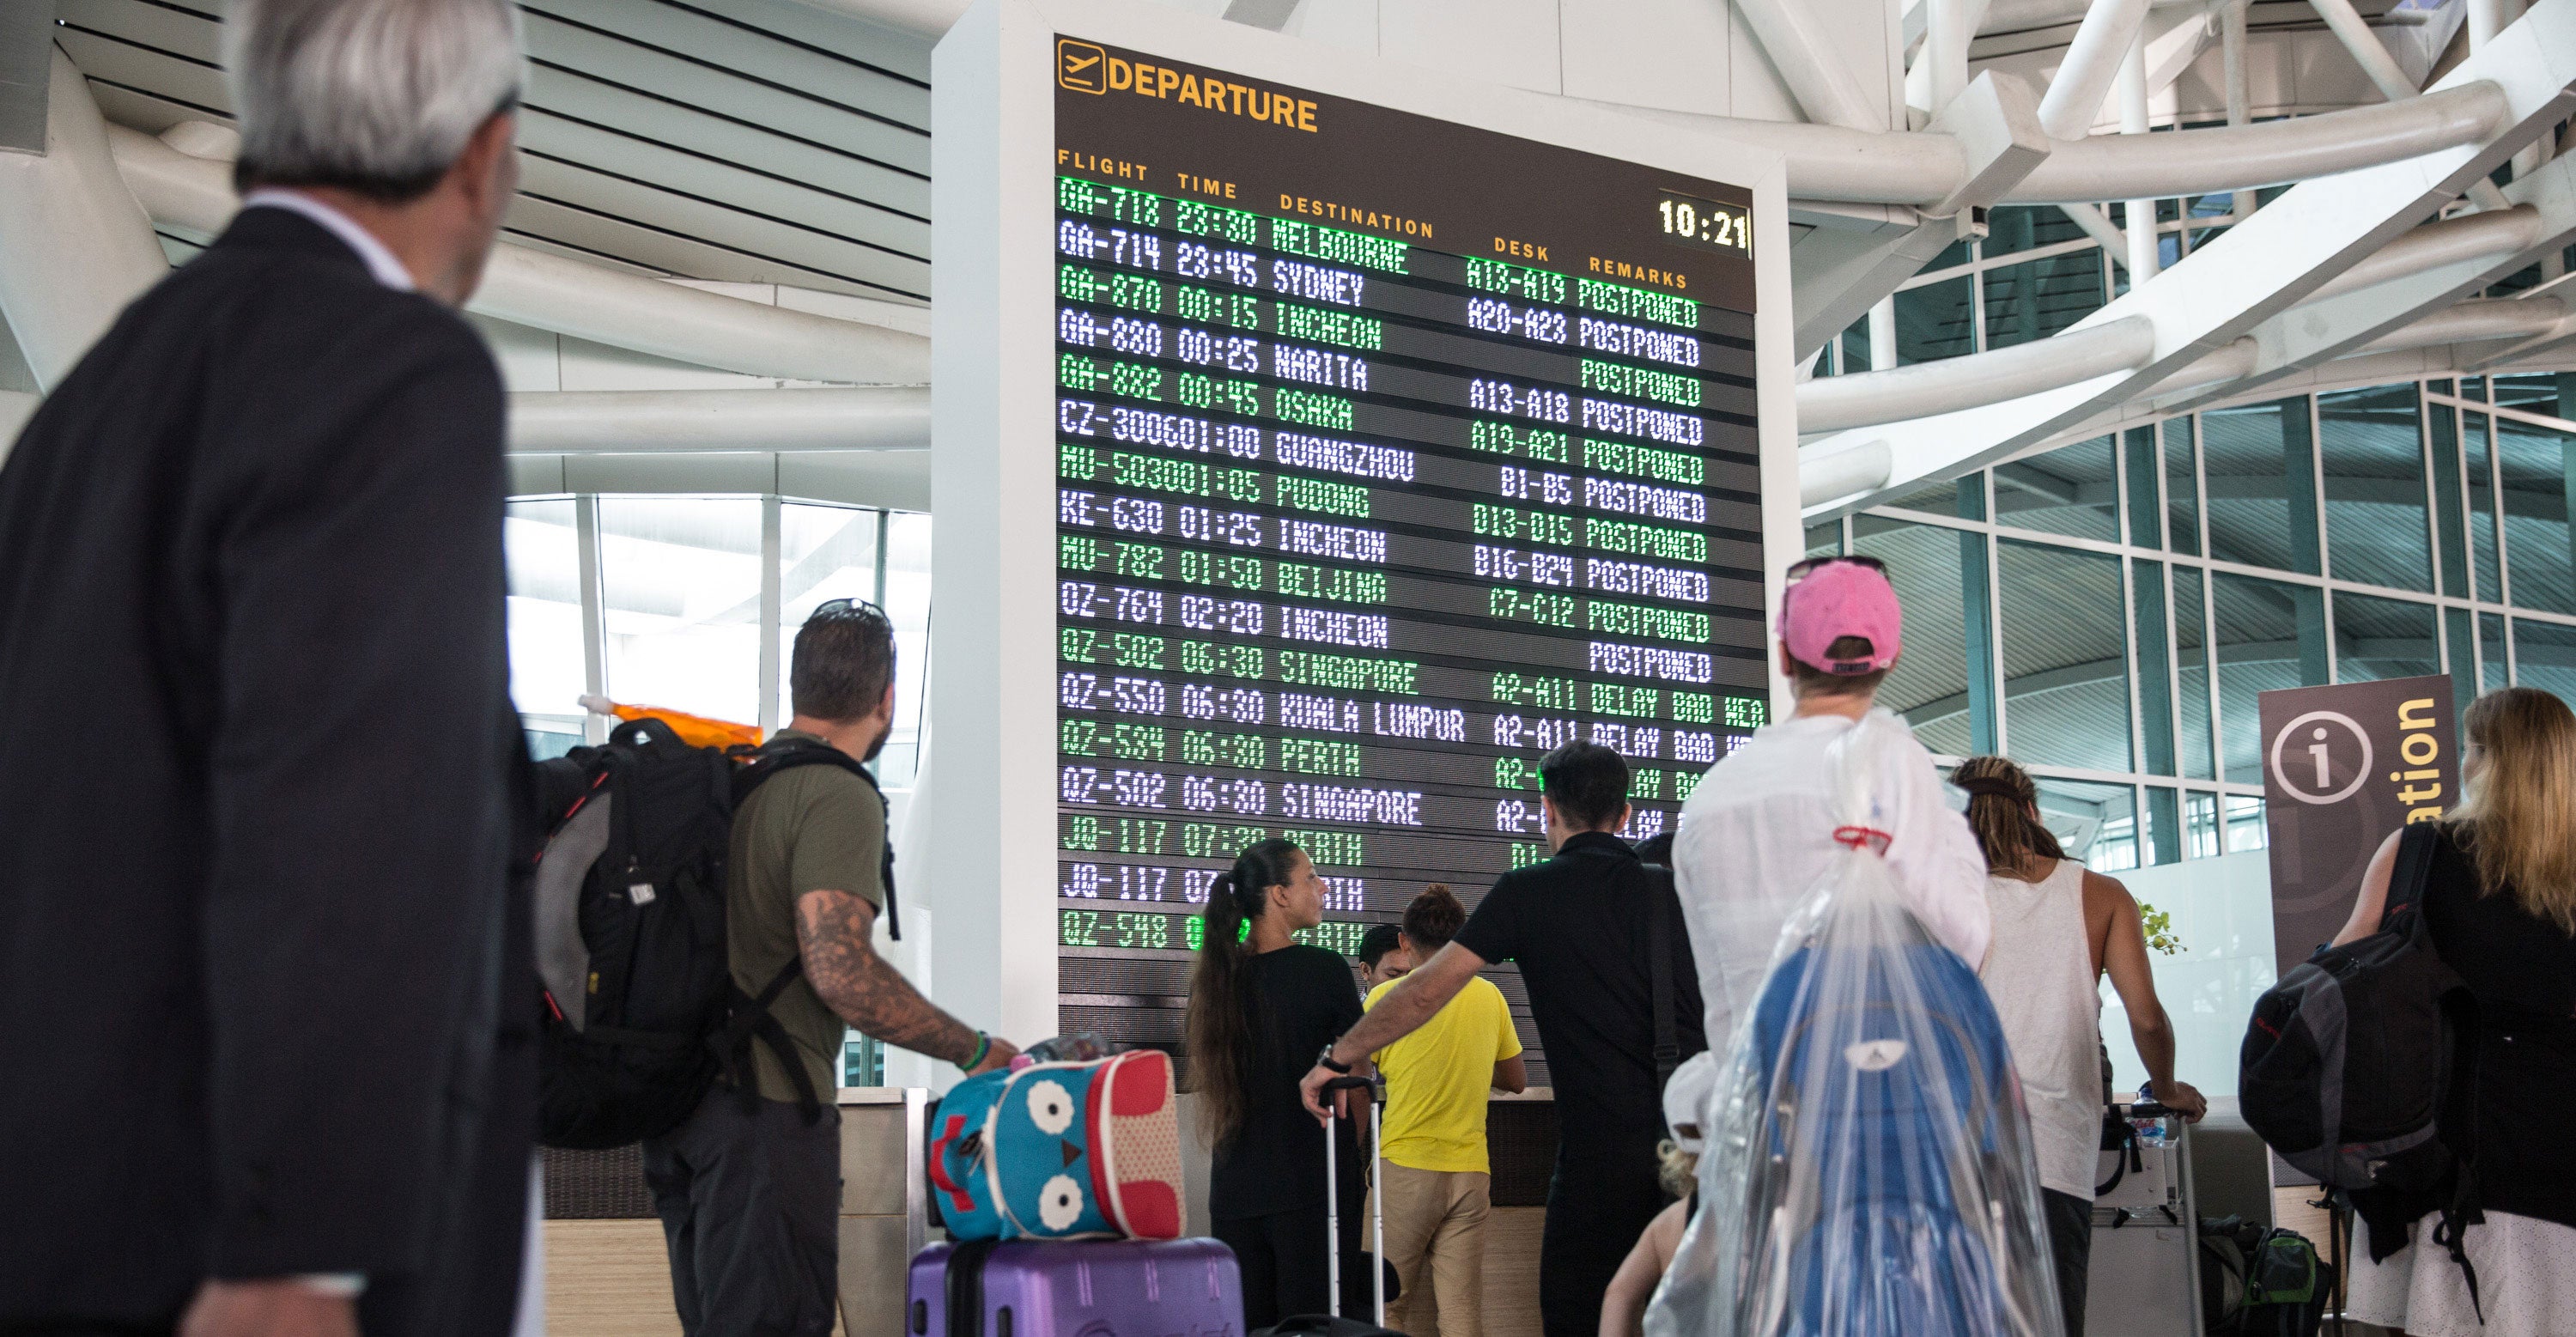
<box><xmin>2133</xmin><ymin>559</ymin><xmax>2176</xmax><ymax>775</ymax></box>
<box><xmin>1877</xmin><ymin>475</ymin><xmax>1984</xmax><ymax>520</ymax></box>
<box><xmin>2125</xmin><ymin>427</ymin><xmax>2162</xmax><ymax>549</ymax></box>
<box><xmin>2496</xmin><ymin>417</ymin><xmax>2576</xmax><ymax>614</ymax></box>
<box><xmin>2466</xmin><ymin>412</ymin><xmax>2504</xmax><ymax>602</ymax></box>
<box><xmin>2202</xmin><ymin>397</ymin><xmax>2321</xmax><ymax>574</ymax></box>
<box><xmin>2428</xmin><ymin>403</ymin><xmax>2470</xmax><ymax>599</ymax></box>
<box><xmin>2463</xmin><ymin>376</ymin><xmax>2488</xmax><ymax>402</ymax></box>
<box><xmin>1997</xmin><ymin>540</ymin><xmax>2132</xmax><ymax>772</ymax></box>
<box><xmin>1927</xmin><ymin>237</ymin><xmax>1973</xmax><ymax>271</ymax></box>
<box><xmin>878</xmin><ymin>512</ymin><xmax>933</xmax><ymax>787</ymax></box>
<box><xmin>2184</xmin><ymin>790</ymin><xmax>2221</xmax><ymax>859</ymax></box>
<box><xmin>2494</xmin><ymin>373</ymin><xmax>2575</xmax><ymax>419</ymax></box>
<box><xmin>2333</xmin><ymin>593</ymin><xmax>2439</xmax><ymax>684</ymax></box>
<box><xmin>2512</xmin><ymin>618</ymin><xmax>2576</xmax><ymax>708</ymax></box>
<box><xmin>1979</xmin><ymin>204</ymin><xmax>2089</xmax><ymax>258</ymax></box>
<box><xmin>1838</xmin><ymin>319</ymin><xmax>1871</xmax><ymax>375</ymax></box>
<box><xmin>2212</xmin><ymin>572</ymin><xmax>2326</xmax><ymax>784</ymax></box>
<box><xmin>2430</xmin><ymin>380</ymin><xmax>2454</xmax><ymax>397</ymax></box>
<box><xmin>2482</xmin><ymin>612</ymin><xmax>2509</xmax><ymax>692</ymax></box>
<box><xmin>2166</xmin><ymin>417</ymin><xmax>2201</xmax><ymax>556</ymax></box>
<box><xmin>2173</xmin><ymin>566</ymin><xmax>2216</xmax><ymax>780</ymax></box>
<box><xmin>598</xmin><ymin>496</ymin><xmax>765</xmax><ymax>726</ymax></box>
<box><xmin>2035</xmin><ymin>776</ymin><xmax>2139</xmax><ymax>872</ymax></box>
<box><xmin>2225</xmin><ymin>794</ymin><xmax>2268</xmax><ymax>852</ymax></box>
<box><xmin>1895</xmin><ymin>274</ymin><xmax>1977</xmax><ymax>364</ymax></box>
<box><xmin>2318</xmin><ymin>384</ymin><xmax>2432</xmax><ymax>592</ymax></box>
<box><xmin>2445</xmin><ymin>606</ymin><xmax>2477</xmax><ymax>724</ymax></box>
<box><xmin>1983</xmin><ymin>252</ymin><xmax>2107</xmax><ymax>350</ymax></box>
<box><xmin>1804</xmin><ymin>521</ymin><xmax>1841</xmax><ymax>559</ymax></box>
<box><xmin>1993</xmin><ymin>435</ymin><xmax>2118</xmax><ymax>541</ymax></box>
<box><xmin>505</xmin><ymin>498</ymin><xmax>587</xmax><ymax>723</ymax></box>
<box><xmin>779</xmin><ymin>503</ymin><xmax>883</xmax><ymax>720</ymax></box>
<box><xmin>505</xmin><ymin>498</ymin><xmax>588</xmax><ymax>761</ymax></box>
<box><xmin>2142</xmin><ymin>786</ymin><xmax>2180</xmax><ymax>866</ymax></box>
<box><xmin>1852</xmin><ymin>515</ymin><xmax>1984</xmax><ymax>757</ymax></box>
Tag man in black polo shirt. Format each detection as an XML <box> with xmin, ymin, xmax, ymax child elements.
<box><xmin>1301</xmin><ymin>742</ymin><xmax>1705</xmax><ymax>1337</ymax></box>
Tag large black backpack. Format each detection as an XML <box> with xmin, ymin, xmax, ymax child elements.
<box><xmin>529</xmin><ymin>718</ymin><xmax>900</xmax><ymax>1149</ymax></box>
<box><xmin>2239</xmin><ymin>823</ymin><xmax>2466</xmax><ymax>1192</ymax></box>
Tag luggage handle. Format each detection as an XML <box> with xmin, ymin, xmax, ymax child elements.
<box><xmin>1321</xmin><ymin>1075</ymin><xmax>1385</xmax><ymax>1328</ymax></box>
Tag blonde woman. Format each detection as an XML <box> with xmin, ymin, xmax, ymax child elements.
<box><xmin>1953</xmin><ymin>755</ymin><xmax>2206</xmax><ymax>1337</ymax></box>
<box><xmin>2337</xmin><ymin>688</ymin><xmax>2576</xmax><ymax>1337</ymax></box>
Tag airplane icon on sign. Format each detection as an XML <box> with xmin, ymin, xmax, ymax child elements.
<box><xmin>1059</xmin><ymin>40</ymin><xmax>1108</xmax><ymax>93</ymax></box>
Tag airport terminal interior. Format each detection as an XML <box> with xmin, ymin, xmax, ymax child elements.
<box><xmin>4</xmin><ymin>0</ymin><xmax>2574</xmax><ymax>1333</ymax></box>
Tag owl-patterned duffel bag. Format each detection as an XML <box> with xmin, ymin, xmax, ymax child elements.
<box><xmin>927</xmin><ymin>1048</ymin><xmax>1185</xmax><ymax>1241</ymax></box>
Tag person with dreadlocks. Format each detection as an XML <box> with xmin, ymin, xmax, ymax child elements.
<box><xmin>1955</xmin><ymin>753</ymin><xmax>2204</xmax><ymax>1337</ymax></box>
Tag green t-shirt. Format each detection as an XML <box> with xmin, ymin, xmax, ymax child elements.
<box><xmin>728</xmin><ymin>732</ymin><xmax>885</xmax><ymax>1103</ymax></box>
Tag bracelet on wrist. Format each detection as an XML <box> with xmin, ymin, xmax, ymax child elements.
<box><xmin>1317</xmin><ymin>1043</ymin><xmax>1352</xmax><ymax>1075</ymax></box>
<box><xmin>960</xmin><ymin>1030</ymin><xmax>990</xmax><ymax>1073</ymax></box>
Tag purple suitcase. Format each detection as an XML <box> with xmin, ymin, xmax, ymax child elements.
<box><xmin>907</xmin><ymin>1237</ymin><xmax>1243</xmax><ymax>1337</ymax></box>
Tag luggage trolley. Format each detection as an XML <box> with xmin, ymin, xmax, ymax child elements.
<box><xmin>2085</xmin><ymin>1097</ymin><xmax>2203</xmax><ymax>1337</ymax></box>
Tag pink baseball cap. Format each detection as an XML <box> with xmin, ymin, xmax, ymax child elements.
<box><xmin>1778</xmin><ymin>557</ymin><xmax>1902</xmax><ymax>673</ymax></box>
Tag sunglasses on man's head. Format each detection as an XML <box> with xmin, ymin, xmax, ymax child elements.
<box><xmin>810</xmin><ymin>597</ymin><xmax>889</xmax><ymax>617</ymax></box>
<box><xmin>1785</xmin><ymin>554</ymin><xmax>1889</xmax><ymax>582</ymax></box>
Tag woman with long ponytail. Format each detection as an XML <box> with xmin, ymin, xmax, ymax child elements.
<box><xmin>1185</xmin><ymin>838</ymin><xmax>1365</xmax><ymax>1328</ymax></box>
<box><xmin>1953</xmin><ymin>755</ymin><xmax>2202</xmax><ymax>1337</ymax></box>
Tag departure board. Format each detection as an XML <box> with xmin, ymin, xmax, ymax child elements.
<box><xmin>1046</xmin><ymin>37</ymin><xmax>1772</xmax><ymax>1006</ymax></box>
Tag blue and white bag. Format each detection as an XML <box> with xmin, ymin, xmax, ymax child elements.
<box><xmin>1647</xmin><ymin>728</ymin><xmax>2065</xmax><ymax>1337</ymax></box>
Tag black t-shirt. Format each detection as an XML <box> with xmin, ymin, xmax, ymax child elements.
<box><xmin>2422</xmin><ymin>823</ymin><xmax>2576</xmax><ymax>1227</ymax></box>
<box><xmin>1453</xmin><ymin>832</ymin><xmax>1708</xmax><ymax>1149</ymax></box>
<box><xmin>1208</xmin><ymin>943</ymin><xmax>1366</xmax><ymax>1220</ymax></box>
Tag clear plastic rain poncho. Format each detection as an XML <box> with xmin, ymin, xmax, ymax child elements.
<box><xmin>1645</xmin><ymin>726</ymin><xmax>2064</xmax><ymax>1337</ymax></box>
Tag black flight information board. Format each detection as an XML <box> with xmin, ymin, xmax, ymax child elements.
<box><xmin>1048</xmin><ymin>38</ymin><xmax>1769</xmax><ymax>1067</ymax></box>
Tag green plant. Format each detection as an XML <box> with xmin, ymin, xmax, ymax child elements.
<box><xmin>2138</xmin><ymin>902</ymin><xmax>2184</xmax><ymax>956</ymax></box>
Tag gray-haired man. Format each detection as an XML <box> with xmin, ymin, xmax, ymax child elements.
<box><xmin>0</xmin><ymin>1</ymin><xmax>530</xmax><ymax>1334</ymax></box>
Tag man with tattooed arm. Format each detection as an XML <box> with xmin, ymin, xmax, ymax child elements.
<box><xmin>643</xmin><ymin>599</ymin><xmax>1018</xmax><ymax>1336</ymax></box>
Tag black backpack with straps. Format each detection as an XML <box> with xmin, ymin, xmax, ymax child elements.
<box><xmin>529</xmin><ymin>717</ymin><xmax>902</xmax><ymax>1149</ymax></box>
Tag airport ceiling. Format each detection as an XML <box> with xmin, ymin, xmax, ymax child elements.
<box><xmin>55</xmin><ymin>0</ymin><xmax>936</xmax><ymax>304</ymax></box>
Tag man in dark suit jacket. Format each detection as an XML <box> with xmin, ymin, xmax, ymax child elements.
<box><xmin>0</xmin><ymin>2</ymin><xmax>534</xmax><ymax>1334</ymax></box>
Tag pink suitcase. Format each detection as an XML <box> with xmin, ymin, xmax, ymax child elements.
<box><xmin>907</xmin><ymin>1237</ymin><xmax>1243</xmax><ymax>1337</ymax></box>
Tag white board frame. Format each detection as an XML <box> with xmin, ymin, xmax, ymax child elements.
<box><xmin>927</xmin><ymin>0</ymin><xmax>1796</xmax><ymax>1063</ymax></box>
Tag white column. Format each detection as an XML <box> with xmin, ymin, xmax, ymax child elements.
<box><xmin>2222</xmin><ymin>0</ymin><xmax>2256</xmax><ymax>220</ymax></box>
<box><xmin>0</xmin><ymin>51</ymin><xmax>168</xmax><ymax>390</ymax></box>
<box><xmin>2118</xmin><ymin>31</ymin><xmax>2160</xmax><ymax>284</ymax></box>
<box><xmin>1869</xmin><ymin>295</ymin><xmax>1899</xmax><ymax>371</ymax></box>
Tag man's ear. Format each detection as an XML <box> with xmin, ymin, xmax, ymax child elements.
<box><xmin>451</xmin><ymin>110</ymin><xmax>517</xmax><ymax>213</ymax></box>
<box><xmin>1618</xmin><ymin>802</ymin><xmax>1632</xmax><ymax>832</ymax></box>
<box><xmin>874</xmin><ymin>679</ymin><xmax>898</xmax><ymax>724</ymax></box>
<box><xmin>1538</xmin><ymin>793</ymin><xmax>1558</xmax><ymax>826</ymax></box>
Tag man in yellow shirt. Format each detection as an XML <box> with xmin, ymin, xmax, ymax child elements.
<box><xmin>1366</xmin><ymin>885</ymin><xmax>1528</xmax><ymax>1337</ymax></box>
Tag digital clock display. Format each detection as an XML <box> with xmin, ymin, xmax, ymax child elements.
<box><xmin>1657</xmin><ymin>190</ymin><xmax>1754</xmax><ymax>257</ymax></box>
<box><xmin>1048</xmin><ymin>40</ymin><xmax>1766</xmax><ymax>1079</ymax></box>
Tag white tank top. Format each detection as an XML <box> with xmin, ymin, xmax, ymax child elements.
<box><xmin>1978</xmin><ymin>858</ymin><xmax>2102</xmax><ymax>1200</ymax></box>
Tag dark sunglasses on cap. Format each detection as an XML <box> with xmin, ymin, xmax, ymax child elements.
<box><xmin>1784</xmin><ymin>554</ymin><xmax>1889</xmax><ymax>582</ymax></box>
<box><xmin>810</xmin><ymin>597</ymin><xmax>889</xmax><ymax>617</ymax></box>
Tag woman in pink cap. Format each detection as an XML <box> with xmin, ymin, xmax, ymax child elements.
<box><xmin>1665</xmin><ymin>556</ymin><xmax>1995</xmax><ymax>1044</ymax></box>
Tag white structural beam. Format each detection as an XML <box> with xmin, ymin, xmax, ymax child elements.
<box><xmin>1601</xmin><ymin>82</ymin><xmax>2503</xmax><ymax>206</ymax></box>
<box><xmin>507</xmin><ymin>387</ymin><xmax>930</xmax><ymax>452</ymax></box>
<box><xmin>2305</xmin><ymin>205</ymin><xmax>2546</xmax><ymax>301</ymax></box>
<box><xmin>2034</xmin><ymin>0</ymin><xmax>2154</xmax><ymax>137</ymax></box>
<box><xmin>2310</xmin><ymin>0</ymin><xmax>2425</xmax><ymax>102</ymax></box>
<box><xmin>2147</xmin><ymin>149</ymin><xmax>2576</xmax><ymax>411</ymax></box>
<box><xmin>1796</xmin><ymin>0</ymin><xmax>2576</xmax><ymax>516</ymax></box>
<box><xmin>0</xmin><ymin>52</ymin><xmax>172</xmax><ymax>390</ymax></box>
<box><xmin>0</xmin><ymin>387</ymin><xmax>35</xmax><ymax>459</ymax></box>
<box><xmin>1795</xmin><ymin>203</ymin><xmax>2551</xmax><ymax>433</ymax></box>
<box><xmin>1734</xmin><ymin>0</ymin><xmax>1890</xmax><ymax>131</ymax></box>
<box><xmin>786</xmin><ymin>0</ymin><xmax>969</xmax><ymax>38</ymax></box>
<box><xmin>2007</xmin><ymin>82</ymin><xmax>2504</xmax><ymax>202</ymax></box>
<box><xmin>106</xmin><ymin>125</ymin><xmax>931</xmax><ymax>386</ymax></box>
<box><xmin>1796</xmin><ymin>314</ymin><xmax>2155</xmax><ymax>431</ymax></box>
